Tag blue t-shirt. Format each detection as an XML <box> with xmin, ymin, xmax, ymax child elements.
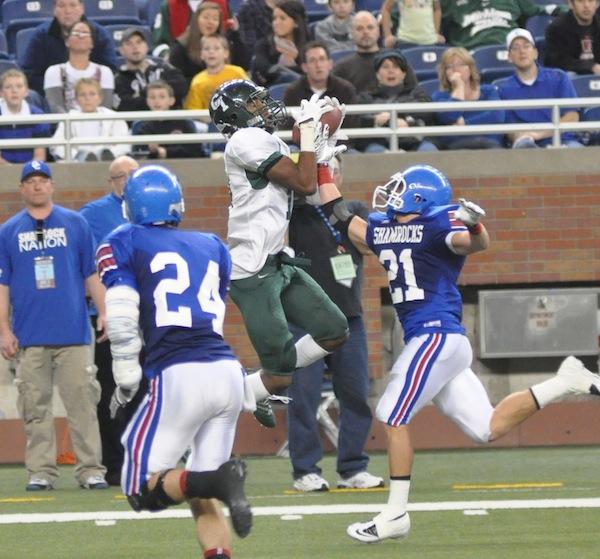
<box><xmin>432</xmin><ymin>84</ymin><xmax>505</xmax><ymax>146</ymax></box>
<box><xmin>497</xmin><ymin>66</ymin><xmax>579</xmax><ymax>146</ymax></box>
<box><xmin>366</xmin><ymin>205</ymin><xmax>468</xmax><ymax>342</ymax></box>
<box><xmin>97</xmin><ymin>223</ymin><xmax>236</xmax><ymax>378</ymax></box>
<box><xmin>0</xmin><ymin>205</ymin><xmax>96</xmax><ymax>346</ymax></box>
<box><xmin>0</xmin><ymin>103</ymin><xmax>51</xmax><ymax>163</ymax></box>
<box><xmin>80</xmin><ymin>192</ymin><xmax>127</xmax><ymax>246</ymax></box>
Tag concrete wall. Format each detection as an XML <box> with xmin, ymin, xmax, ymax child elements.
<box><xmin>1</xmin><ymin>148</ymin><xmax>599</xmax><ymax>460</ymax></box>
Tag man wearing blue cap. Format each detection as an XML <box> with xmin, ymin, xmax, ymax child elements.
<box><xmin>0</xmin><ymin>160</ymin><xmax>109</xmax><ymax>491</ymax></box>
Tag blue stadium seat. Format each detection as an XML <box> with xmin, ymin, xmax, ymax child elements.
<box><xmin>143</xmin><ymin>0</ymin><xmax>162</xmax><ymax>29</ymax></box>
<box><xmin>303</xmin><ymin>0</ymin><xmax>329</xmax><ymax>23</ymax></box>
<box><xmin>570</xmin><ymin>75</ymin><xmax>600</xmax><ymax>98</ymax></box>
<box><xmin>84</xmin><ymin>0</ymin><xmax>142</xmax><ymax>26</ymax></box>
<box><xmin>418</xmin><ymin>78</ymin><xmax>440</xmax><ymax>98</ymax></box>
<box><xmin>525</xmin><ymin>14</ymin><xmax>552</xmax><ymax>41</ymax></box>
<box><xmin>472</xmin><ymin>44</ymin><xmax>513</xmax><ymax>83</ymax></box>
<box><xmin>402</xmin><ymin>46</ymin><xmax>448</xmax><ymax>82</ymax></box>
<box><xmin>15</xmin><ymin>27</ymin><xmax>38</xmax><ymax>67</ymax></box>
<box><xmin>229</xmin><ymin>0</ymin><xmax>246</xmax><ymax>15</ymax></box>
<box><xmin>356</xmin><ymin>0</ymin><xmax>383</xmax><ymax>12</ymax></box>
<box><xmin>268</xmin><ymin>83</ymin><xmax>289</xmax><ymax>101</ymax></box>
<box><xmin>330</xmin><ymin>48</ymin><xmax>355</xmax><ymax>63</ymax></box>
<box><xmin>0</xmin><ymin>29</ymin><xmax>8</xmax><ymax>59</ymax></box>
<box><xmin>2</xmin><ymin>0</ymin><xmax>53</xmax><ymax>54</ymax></box>
<box><xmin>581</xmin><ymin>106</ymin><xmax>600</xmax><ymax>145</ymax></box>
<box><xmin>105</xmin><ymin>24</ymin><xmax>153</xmax><ymax>54</ymax></box>
<box><xmin>0</xmin><ymin>59</ymin><xmax>18</xmax><ymax>76</ymax></box>
<box><xmin>26</xmin><ymin>89</ymin><xmax>51</xmax><ymax>113</ymax></box>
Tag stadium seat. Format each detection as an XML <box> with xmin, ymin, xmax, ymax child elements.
<box><xmin>84</xmin><ymin>0</ymin><xmax>142</xmax><ymax>26</ymax></box>
<box><xmin>472</xmin><ymin>44</ymin><xmax>513</xmax><ymax>83</ymax></box>
<box><xmin>570</xmin><ymin>75</ymin><xmax>600</xmax><ymax>98</ymax></box>
<box><xmin>143</xmin><ymin>0</ymin><xmax>162</xmax><ymax>29</ymax></box>
<box><xmin>2</xmin><ymin>0</ymin><xmax>53</xmax><ymax>54</ymax></box>
<box><xmin>303</xmin><ymin>0</ymin><xmax>330</xmax><ymax>23</ymax></box>
<box><xmin>330</xmin><ymin>48</ymin><xmax>355</xmax><ymax>63</ymax></box>
<box><xmin>229</xmin><ymin>0</ymin><xmax>246</xmax><ymax>14</ymax></box>
<box><xmin>268</xmin><ymin>83</ymin><xmax>288</xmax><ymax>101</ymax></box>
<box><xmin>0</xmin><ymin>59</ymin><xmax>18</xmax><ymax>76</ymax></box>
<box><xmin>418</xmin><ymin>78</ymin><xmax>441</xmax><ymax>97</ymax></box>
<box><xmin>15</xmin><ymin>27</ymin><xmax>38</xmax><ymax>67</ymax></box>
<box><xmin>581</xmin><ymin>106</ymin><xmax>600</xmax><ymax>145</ymax></box>
<box><xmin>402</xmin><ymin>46</ymin><xmax>448</xmax><ymax>82</ymax></box>
<box><xmin>105</xmin><ymin>24</ymin><xmax>153</xmax><ymax>54</ymax></box>
<box><xmin>0</xmin><ymin>29</ymin><xmax>8</xmax><ymax>59</ymax></box>
<box><xmin>525</xmin><ymin>14</ymin><xmax>552</xmax><ymax>41</ymax></box>
<box><xmin>356</xmin><ymin>0</ymin><xmax>383</xmax><ymax>12</ymax></box>
<box><xmin>26</xmin><ymin>89</ymin><xmax>51</xmax><ymax>113</ymax></box>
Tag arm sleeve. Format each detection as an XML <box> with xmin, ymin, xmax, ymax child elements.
<box><xmin>22</xmin><ymin>31</ymin><xmax>47</xmax><ymax>94</ymax></box>
<box><xmin>464</xmin><ymin>86</ymin><xmax>505</xmax><ymax>125</ymax></box>
<box><xmin>184</xmin><ymin>77</ymin><xmax>203</xmax><ymax>110</ymax></box>
<box><xmin>227</xmin><ymin>29</ymin><xmax>251</xmax><ymax>70</ymax></box>
<box><xmin>432</xmin><ymin>91</ymin><xmax>464</xmax><ymax>123</ymax></box>
<box><xmin>228</xmin><ymin>128</ymin><xmax>283</xmax><ymax>173</ymax></box>
<box><xmin>252</xmin><ymin>38</ymin><xmax>275</xmax><ymax>86</ymax></box>
<box><xmin>152</xmin><ymin>3</ymin><xmax>172</xmax><ymax>46</ymax></box>
<box><xmin>163</xmin><ymin>65</ymin><xmax>188</xmax><ymax>108</ymax></box>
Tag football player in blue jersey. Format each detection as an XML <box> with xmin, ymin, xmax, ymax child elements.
<box><xmin>314</xmin><ymin>157</ymin><xmax>600</xmax><ymax>543</ymax></box>
<box><xmin>97</xmin><ymin>165</ymin><xmax>251</xmax><ymax>559</ymax></box>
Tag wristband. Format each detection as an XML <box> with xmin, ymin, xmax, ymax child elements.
<box><xmin>299</xmin><ymin>121</ymin><xmax>315</xmax><ymax>152</ymax></box>
<box><xmin>467</xmin><ymin>223</ymin><xmax>483</xmax><ymax>235</ymax></box>
<box><xmin>317</xmin><ymin>164</ymin><xmax>334</xmax><ymax>185</ymax></box>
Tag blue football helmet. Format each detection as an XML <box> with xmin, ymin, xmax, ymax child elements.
<box><xmin>123</xmin><ymin>165</ymin><xmax>185</xmax><ymax>225</ymax></box>
<box><xmin>372</xmin><ymin>164</ymin><xmax>452</xmax><ymax>217</ymax></box>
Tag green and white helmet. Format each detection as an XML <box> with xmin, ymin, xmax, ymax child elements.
<box><xmin>209</xmin><ymin>79</ymin><xmax>286</xmax><ymax>136</ymax></box>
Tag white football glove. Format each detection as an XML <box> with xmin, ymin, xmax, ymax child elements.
<box><xmin>109</xmin><ymin>385</ymin><xmax>138</xmax><ymax>419</ymax></box>
<box><xmin>455</xmin><ymin>198</ymin><xmax>486</xmax><ymax>227</ymax></box>
<box><xmin>293</xmin><ymin>93</ymin><xmax>333</xmax><ymax>126</ymax></box>
<box><xmin>315</xmin><ymin>122</ymin><xmax>347</xmax><ymax>165</ymax></box>
<box><xmin>321</xmin><ymin>95</ymin><xmax>346</xmax><ymax>129</ymax></box>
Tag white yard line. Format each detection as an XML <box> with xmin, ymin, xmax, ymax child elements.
<box><xmin>1</xmin><ymin>497</ymin><xmax>600</xmax><ymax>525</ymax></box>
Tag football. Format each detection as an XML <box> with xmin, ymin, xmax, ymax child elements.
<box><xmin>291</xmin><ymin>105</ymin><xmax>344</xmax><ymax>145</ymax></box>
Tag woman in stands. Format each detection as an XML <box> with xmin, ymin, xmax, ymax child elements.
<box><xmin>432</xmin><ymin>47</ymin><xmax>505</xmax><ymax>150</ymax></box>
<box><xmin>168</xmin><ymin>1</ymin><xmax>249</xmax><ymax>85</ymax></box>
<box><xmin>251</xmin><ymin>0</ymin><xmax>310</xmax><ymax>87</ymax></box>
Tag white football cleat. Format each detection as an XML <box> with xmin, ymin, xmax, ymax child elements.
<box><xmin>347</xmin><ymin>511</ymin><xmax>410</xmax><ymax>543</ymax></box>
<box><xmin>337</xmin><ymin>471</ymin><xmax>384</xmax><ymax>489</ymax></box>
<box><xmin>293</xmin><ymin>473</ymin><xmax>330</xmax><ymax>492</ymax></box>
<box><xmin>557</xmin><ymin>356</ymin><xmax>600</xmax><ymax>396</ymax></box>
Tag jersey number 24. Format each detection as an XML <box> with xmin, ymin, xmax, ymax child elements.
<box><xmin>151</xmin><ymin>252</ymin><xmax>225</xmax><ymax>335</ymax></box>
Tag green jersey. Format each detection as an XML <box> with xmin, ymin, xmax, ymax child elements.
<box><xmin>440</xmin><ymin>0</ymin><xmax>544</xmax><ymax>49</ymax></box>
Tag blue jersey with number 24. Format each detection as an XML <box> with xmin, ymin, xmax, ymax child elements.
<box><xmin>97</xmin><ymin>223</ymin><xmax>236</xmax><ymax>378</ymax></box>
<box><xmin>366</xmin><ymin>204</ymin><xmax>468</xmax><ymax>342</ymax></box>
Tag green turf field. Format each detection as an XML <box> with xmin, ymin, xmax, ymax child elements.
<box><xmin>1</xmin><ymin>446</ymin><xmax>599</xmax><ymax>559</ymax></box>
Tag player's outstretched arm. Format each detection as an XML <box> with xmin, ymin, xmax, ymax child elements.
<box><xmin>451</xmin><ymin>198</ymin><xmax>490</xmax><ymax>255</ymax></box>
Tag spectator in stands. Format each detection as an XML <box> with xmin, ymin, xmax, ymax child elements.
<box><xmin>252</xmin><ymin>0</ymin><xmax>310</xmax><ymax>87</ymax></box>
<box><xmin>237</xmin><ymin>0</ymin><xmax>277</xmax><ymax>54</ymax></box>
<box><xmin>114</xmin><ymin>27</ymin><xmax>187</xmax><ymax>111</ymax></box>
<box><xmin>0</xmin><ymin>159</ymin><xmax>108</xmax><ymax>492</ymax></box>
<box><xmin>314</xmin><ymin>0</ymin><xmax>356</xmax><ymax>54</ymax></box>
<box><xmin>44</xmin><ymin>21</ymin><xmax>115</xmax><ymax>113</ymax></box>
<box><xmin>22</xmin><ymin>0</ymin><xmax>118</xmax><ymax>95</ymax></box>
<box><xmin>79</xmin><ymin>155</ymin><xmax>141</xmax><ymax>486</ymax></box>
<box><xmin>381</xmin><ymin>0</ymin><xmax>445</xmax><ymax>49</ymax></box>
<box><xmin>132</xmin><ymin>81</ymin><xmax>207</xmax><ymax>159</ymax></box>
<box><xmin>333</xmin><ymin>11</ymin><xmax>418</xmax><ymax>95</ymax></box>
<box><xmin>0</xmin><ymin>70</ymin><xmax>50</xmax><ymax>164</ymax></box>
<box><xmin>498</xmin><ymin>29</ymin><xmax>583</xmax><ymax>149</ymax></box>
<box><xmin>152</xmin><ymin>0</ymin><xmax>231</xmax><ymax>48</ymax></box>
<box><xmin>283</xmin><ymin>41</ymin><xmax>357</xmax><ymax>117</ymax></box>
<box><xmin>51</xmin><ymin>78</ymin><xmax>130</xmax><ymax>162</ymax></box>
<box><xmin>432</xmin><ymin>47</ymin><xmax>505</xmax><ymax>150</ymax></box>
<box><xmin>169</xmin><ymin>2</ymin><xmax>249</xmax><ymax>85</ymax></box>
<box><xmin>185</xmin><ymin>35</ymin><xmax>248</xmax><ymax>109</ymax></box>
<box><xmin>440</xmin><ymin>0</ymin><xmax>563</xmax><ymax>50</ymax></box>
<box><xmin>356</xmin><ymin>50</ymin><xmax>437</xmax><ymax>153</ymax></box>
<box><xmin>545</xmin><ymin>0</ymin><xmax>600</xmax><ymax>75</ymax></box>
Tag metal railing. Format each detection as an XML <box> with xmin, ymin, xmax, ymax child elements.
<box><xmin>1</xmin><ymin>97</ymin><xmax>600</xmax><ymax>161</ymax></box>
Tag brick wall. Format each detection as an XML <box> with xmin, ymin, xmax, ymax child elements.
<box><xmin>1</xmin><ymin>153</ymin><xmax>598</xmax><ymax>382</ymax></box>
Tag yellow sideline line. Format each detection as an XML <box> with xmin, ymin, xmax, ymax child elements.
<box><xmin>283</xmin><ymin>487</ymin><xmax>388</xmax><ymax>495</ymax></box>
<box><xmin>453</xmin><ymin>482</ymin><xmax>563</xmax><ymax>490</ymax></box>
<box><xmin>0</xmin><ymin>497</ymin><xmax>56</xmax><ymax>503</ymax></box>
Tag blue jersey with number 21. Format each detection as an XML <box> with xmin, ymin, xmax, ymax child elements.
<box><xmin>97</xmin><ymin>223</ymin><xmax>236</xmax><ymax>379</ymax></box>
<box><xmin>366</xmin><ymin>204</ymin><xmax>468</xmax><ymax>343</ymax></box>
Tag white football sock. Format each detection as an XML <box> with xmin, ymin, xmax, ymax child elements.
<box><xmin>245</xmin><ymin>371</ymin><xmax>270</xmax><ymax>402</ymax></box>
<box><xmin>295</xmin><ymin>334</ymin><xmax>330</xmax><ymax>368</ymax></box>
<box><xmin>379</xmin><ymin>478</ymin><xmax>411</xmax><ymax>519</ymax></box>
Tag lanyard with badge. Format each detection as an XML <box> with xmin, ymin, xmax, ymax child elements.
<box><xmin>33</xmin><ymin>218</ymin><xmax>55</xmax><ymax>289</ymax></box>
<box><xmin>314</xmin><ymin>205</ymin><xmax>356</xmax><ymax>287</ymax></box>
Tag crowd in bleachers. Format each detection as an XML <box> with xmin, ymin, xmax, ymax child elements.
<box><xmin>1</xmin><ymin>0</ymin><xmax>600</xmax><ymax>162</ymax></box>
